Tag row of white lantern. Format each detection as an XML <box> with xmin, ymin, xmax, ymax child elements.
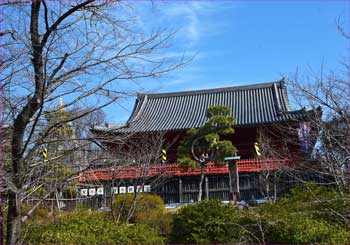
<box><xmin>80</xmin><ymin>185</ymin><xmax>151</xmax><ymax>196</ymax></box>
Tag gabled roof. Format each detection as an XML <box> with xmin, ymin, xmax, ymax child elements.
<box><xmin>93</xmin><ymin>80</ymin><xmax>315</xmax><ymax>133</ymax></box>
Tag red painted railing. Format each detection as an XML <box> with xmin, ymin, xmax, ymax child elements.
<box><xmin>79</xmin><ymin>158</ymin><xmax>290</xmax><ymax>182</ymax></box>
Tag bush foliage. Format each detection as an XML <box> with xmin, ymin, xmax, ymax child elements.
<box><xmin>20</xmin><ymin>184</ymin><xmax>349</xmax><ymax>244</ymax></box>
<box><xmin>251</xmin><ymin>183</ymin><xmax>349</xmax><ymax>244</ymax></box>
<box><xmin>171</xmin><ymin>184</ymin><xmax>349</xmax><ymax>244</ymax></box>
<box><xmin>22</xmin><ymin>209</ymin><xmax>165</xmax><ymax>244</ymax></box>
<box><xmin>171</xmin><ymin>200</ymin><xmax>243</xmax><ymax>244</ymax></box>
<box><xmin>113</xmin><ymin>193</ymin><xmax>165</xmax><ymax>221</ymax></box>
<box><xmin>113</xmin><ymin>193</ymin><xmax>173</xmax><ymax>236</ymax></box>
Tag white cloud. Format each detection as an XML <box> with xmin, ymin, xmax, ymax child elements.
<box><xmin>134</xmin><ymin>2</ymin><xmax>239</xmax><ymax>50</ymax></box>
<box><xmin>159</xmin><ymin>2</ymin><xmax>232</xmax><ymax>47</ymax></box>
<box><xmin>160</xmin><ymin>2</ymin><xmax>200</xmax><ymax>46</ymax></box>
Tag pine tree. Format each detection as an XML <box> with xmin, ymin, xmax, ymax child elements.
<box><xmin>177</xmin><ymin>106</ymin><xmax>237</xmax><ymax>201</ymax></box>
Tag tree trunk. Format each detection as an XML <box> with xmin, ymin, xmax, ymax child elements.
<box><xmin>6</xmin><ymin>2</ymin><xmax>43</xmax><ymax>243</ymax></box>
<box><xmin>1</xmin><ymin>187</ymin><xmax>3</xmax><ymax>244</ymax></box>
<box><xmin>6</xmin><ymin>191</ymin><xmax>21</xmax><ymax>244</ymax></box>
<box><xmin>273</xmin><ymin>172</ymin><xmax>277</xmax><ymax>203</ymax></box>
<box><xmin>198</xmin><ymin>163</ymin><xmax>205</xmax><ymax>202</ymax></box>
<box><xmin>126</xmin><ymin>191</ymin><xmax>138</xmax><ymax>222</ymax></box>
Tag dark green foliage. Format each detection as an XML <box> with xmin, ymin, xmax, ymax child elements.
<box><xmin>252</xmin><ymin>210</ymin><xmax>348</xmax><ymax>244</ymax></box>
<box><xmin>171</xmin><ymin>200</ymin><xmax>242</xmax><ymax>244</ymax></box>
<box><xmin>251</xmin><ymin>184</ymin><xmax>349</xmax><ymax>244</ymax></box>
<box><xmin>177</xmin><ymin>128</ymin><xmax>198</xmax><ymax>170</ymax></box>
<box><xmin>205</xmin><ymin>106</ymin><xmax>235</xmax><ymax>135</ymax></box>
<box><xmin>170</xmin><ymin>184</ymin><xmax>349</xmax><ymax>244</ymax></box>
<box><xmin>275</xmin><ymin>183</ymin><xmax>350</xmax><ymax>226</ymax></box>
<box><xmin>177</xmin><ymin>106</ymin><xmax>237</xmax><ymax>169</ymax></box>
<box><xmin>22</xmin><ymin>209</ymin><xmax>165</xmax><ymax>244</ymax></box>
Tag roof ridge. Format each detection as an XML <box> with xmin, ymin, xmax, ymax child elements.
<box><xmin>137</xmin><ymin>79</ymin><xmax>285</xmax><ymax>98</ymax></box>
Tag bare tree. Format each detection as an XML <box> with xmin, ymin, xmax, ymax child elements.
<box><xmin>301</xmin><ymin>18</ymin><xmax>349</xmax><ymax>193</ymax></box>
<box><xmin>288</xmin><ymin>63</ymin><xmax>350</xmax><ymax>194</ymax></box>
<box><xmin>256</xmin><ymin>126</ymin><xmax>295</xmax><ymax>202</ymax></box>
<box><xmin>252</xmin><ymin>19</ymin><xmax>350</xmax><ymax>230</ymax></box>
<box><xmin>1</xmin><ymin>1</ymin><xmax>185</xmax><ymax>243</ymax></box>
<box><xmin>81</xmin><ymin>130</ymin><xmax>167</xmax><ymax>223</ymax></box>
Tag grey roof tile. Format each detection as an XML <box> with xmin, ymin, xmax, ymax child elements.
<box><xmin>93</xmin><ymin>80</ymin><xmax>315</xmax><ymax>133</ymax></box>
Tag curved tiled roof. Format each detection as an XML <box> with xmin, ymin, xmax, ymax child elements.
<box><xmin>94</xmin><ymin>80</ymin><xmax>314</xmax><ymax>133</ymax></box>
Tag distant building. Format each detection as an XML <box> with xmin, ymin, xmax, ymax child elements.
<box><xmin>79</xmin><ymin>79</ymin><xmax>320</xmax><ymax>205</ymax></box>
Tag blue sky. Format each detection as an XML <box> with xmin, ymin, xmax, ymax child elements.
<box><xmin>104</xmin><ymin>1</ymin><xmax>349</xmax><ymax>124</ymax></box>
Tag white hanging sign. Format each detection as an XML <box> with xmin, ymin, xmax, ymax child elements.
<box><xmin>127</xmin><ymin>186</ymin><xmax>134</xmax><ymax>193</ymax></box>
<box><xmin>112</xmin><ymin>187</ymin><xmax>119</xmax><ymax>194</ymax></box>
<box><xmin>80</xmin><ymin>189</ymin><xmax>88</xmax><ymax>196</ymax></box>
<box><xmin>97</xmin><ymin>187</ymin><xmax>104</xmax><ymax>195</ymax></box>
<box><xmin>144</xmin><ymin>185</ymin><xmax>151</xmax><ymax>193</ymax></box>
<box><xmin>119</xmin><ymin>186</ymin><xmax>126</xmax><ymax>194</ymax></box>
<box><xmin>89</xmin><ymin>188</ymin><xmax>96</xmax><ymax>196</ymax></box>
<box><xmin>136</xmin><ymin>185</ymin><xmax>143</xmax><ymax>193</ymax></box>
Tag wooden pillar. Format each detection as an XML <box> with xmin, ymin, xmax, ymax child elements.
<box><xmin>179</xmin><ymin>178</ymin><xmax>183</xmax><ymax>203</ymax></box>
<box><xmin>228</xmin><ymin>163</ymin><xmax>234</xmax><ymax>203</ymax></box>
<box><xmin>228</xmin><ymin>158</ymin><xmax>240</xmax><ymax>204</ymax></box>
<box><xmin>205</xmin><ymin>176</ymin><xmax>209</xmax><ymax>200</ymax></box>
<box><xmin>235</xmin><ymin>161</ymin><xmax>240</xmax><ymax>202</ymax></box>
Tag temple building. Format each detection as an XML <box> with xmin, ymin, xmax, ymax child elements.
<box><xmin>79</xmin><ymin>79</ymin><xmax>320</xmax><ymax>205</ymax></box>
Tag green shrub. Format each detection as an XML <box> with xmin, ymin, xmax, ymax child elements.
<box><xmin>249</xmin><ymin>183</ymin><xmax>350</xmax><ymax>244</ymax></box>
<box><xmin>278</xmin><ymin>183</ymin><xmax>350</xmax><ymax>226</ymax></box>
<box><xmin>169</xmin><ymin>184</ymin><xmax>349</xmax><ymax>244</ymax></box>
<box><xmin>113</xmin><ymin>193</ymin><xmax>164</xmax><ymax>220</ymax></box>
<box><xmin>171</xmin><ymin>200</ymin><xmax>243</xmax><ymax>244</ymax></box>
<box><xmin>255</xmin><ymin>203</ymin><xmax>348</xmax><ymax>244</ymax></box>
<box><xmin>22</xmin><ymin>209</ymin><xmax>164</xmax><ymax>244</ymax></box>
<box><xmin>113</xmin><ymin>193</ymin><xmax>173</xmax><ymax>236</ymax></box>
